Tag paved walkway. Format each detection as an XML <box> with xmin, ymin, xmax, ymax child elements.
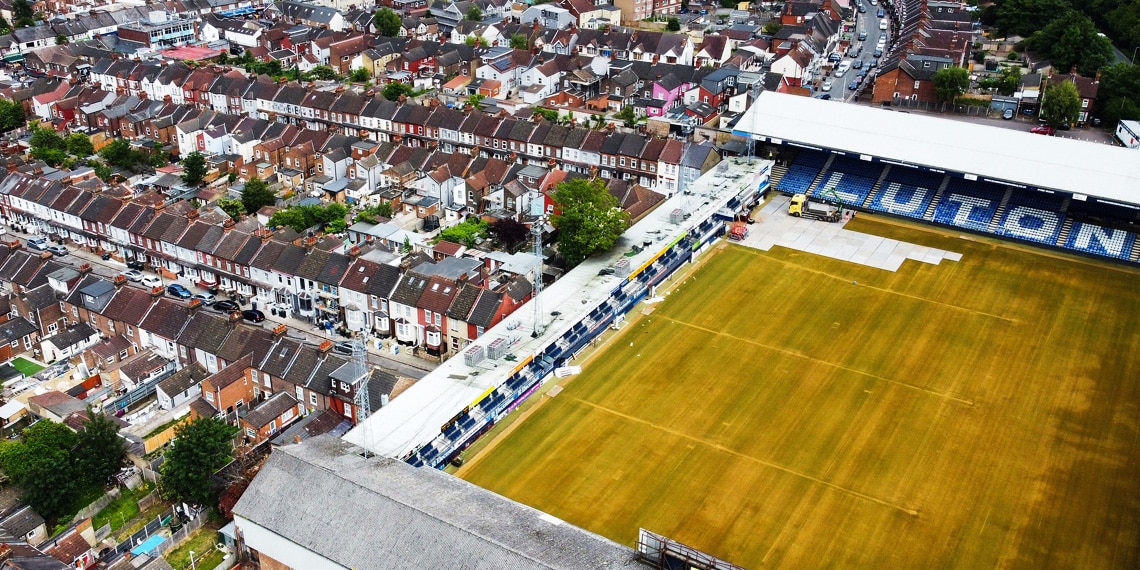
<box><xmin>740</xmin><ymin>195</ymin><xmax>962</xmax><ymax>272</ymax></box>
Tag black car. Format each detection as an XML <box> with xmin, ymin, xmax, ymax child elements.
<box><xmin>213</xmin><ymin>300</ymin><xmax>240</xmax><ymax>312</ymax></box>
<box><xmin>241</xmin><ymin>309</ymin><xmax>266</xmax><ymax>323</ymax></box>
<box><xmin>126</xmin><ymin>260</ymin><xmax>145</xmax><ymax>270</ymax></box>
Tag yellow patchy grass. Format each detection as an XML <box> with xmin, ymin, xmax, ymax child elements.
<box><xmin>461</xmin><ymin>217</ymin><xmax>1140</xmax><ymax>568</ymax></box>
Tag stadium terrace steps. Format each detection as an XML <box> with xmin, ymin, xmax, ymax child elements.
<box><xmin>770</xmin><ymin>163</ymin><xmax>788</xmax><ymax>188</ymax></box>
<box><xmin>1055</xmin><ymin>218</ymin><xmax>1074</xmax><ymax>246</ymax></box>
<box><xmin>987</xmin><ymin>188</ymin><xmax>1015</xmax><ymax>233</ymax></box>
<box><xmin>1132</xmin><ymin>245</ymin><xmax>1140</xmax><ymax>263</ymax></box>
<box><xmin>805</xmin><ymin>154</ymin><xmax>837</xmax><ymax>196</ymax></box>
<box><xmin>863</xmin><ymin>165</ymin><xmax>893</xmax><ymax>208</ymax></box>
<box><xmin>923</xmin><ymin>175</ymin><xmax>951</xmax><ymax>221</ymax></box>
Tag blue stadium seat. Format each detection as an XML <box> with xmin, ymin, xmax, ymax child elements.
<box><xmin>776</xmin><ymin>150</ymin><xmax>828</xmax><ymax>193</ymax></box>
<box><xmin>868</xmin><ymin>182</ymin><xmax>934</xmax><ymax>218</ymax></box>
<box><xmin>996</xmin><ymin>192</ymin><xmax>1066</xmax><ymax>244</ymax></box>
<box><xmin>931</xmin><ymin>179</ymin><xmax>1003</xmax><ymax>231</ymax></box>
<box><xmin>1062</xmin><ymin>222</ymin><xmax>1136</xmax><ymax>260</ymax></box>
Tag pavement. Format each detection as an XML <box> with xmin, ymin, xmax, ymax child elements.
<box><xmin>4</xmin><ymin>226</ymin><xmax>434</xmax><ymax>379</ymax></box>
<box><xmin>740</xmin><ymin>195</ymin><xmax>963</xmax><ymax>272</ymax></box>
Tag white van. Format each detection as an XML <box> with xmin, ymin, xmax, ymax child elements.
<box><xmin>834</xmin><ymin>60</ymin><xmax>852</xmax><ymax>77</ymax></box>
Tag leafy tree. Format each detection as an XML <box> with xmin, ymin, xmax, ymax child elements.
<box><xmin>374</xmin><ymin>7</ymin><xmax>403</xmax><ymax>37</ymax></box>
<box><xmin>11</xmin><ymin>0</ymin><xmax>34</xmax><ymax>27</ymax></box>
<box><xmin>65</xmin><ymin>132</ymin><xmax>94</xmax><ymax>157</ymax></box>
<box><xmin>29</xmin><ymin>126</ymin><xmax>67</xmax><ymax>166</ymax></box>
<box><xmin>100</xmin><ymin>138</ymin><xmax>148</xmax><ymax>172</ymax></box>
<box><xmin>55</xmin><ymin>34</ymin><xmax>68</xmax><ymax>45</ymax></box>
<box><xmin>0</xmin><ymin>14</ymin><xmax>9</xmax><ymax>32</ymax></box>
<box><xmin>465</xmin><ymin>36</ymin><xmax>479</xmax><ymax>47</ymax></box>
<box><xmin>354</xmin><ymin>202</ymin><xmax>393</xmax><ymax>224</ymax></box>
<box><xmin>551</xmin><ymin>178</ymin><xmax>630</xmax><ymax>266</ymax></box>
<box><xmin>268</xmin><ymin>207</ymin><xmax>310</xmax><ymax>232</ymax></box>
<box><xmin>181</xmin><ymin>150</ymin><xmax>208</xmax><ymax>187</ymax></box>
<box><xmin>217</xmin><ymin>197</ymin><xmax>244</xmax><ymax>221</ymax></box>
<box><xmin>533</xmin><ymin>107</ymin><xmax>559</xmax><ymax>122</ymax></box>
<box><xmin>149</xmin><ymin>148</ymin><xmax>171</xmax><ymax>168</ymax></box>
<box><xmin>978</xmin><ymin>66</ymin><xmax>1021</xmax><ymax>96</ymax></box>
<box><xmin>349</xmin><ymin>67</ymin><xmax>371</xmax><ymax>83</ymax></box>
<box><xmin>510</xmin><ymin>34</ymin><xmax>528</xmax><ymax>49</ymax></box>
<box><xmin>307</xmin><ymin>65</ymin><xmax>341</xmax><ymax>81</ymax></box>
<box><xmin>91</xmin><ymin>161</ymin><xmax>113</xmax><ymax>181</ymax></box>
<box><xmin>241</xmin><ymin>177</ymin><xmax>276</xmax><ymax>214</ymax></box>
<box><xmin>0</xmin><ymin>420</ymin><xmax>79</xmax><ymax>520</ymax></box>
<box><xmin>932</xmin><ymin>66</ymin><xmax>970</xmax><ymax>102</ymax></box>
<box><xmin>74</xmin><ymin>408</ymin><xmax>127</xmax><ymax>488</ymax></box>
<box><xmin>614</xmin><ymin>106</ymin><xmax>643</xmax><ymax>128</ymax></box>
<box><xmin>382</xmin><ymin>82</ymin><xmax>414</xmax><ymax>101</ymax></box>
<box><xmin>1041</xmin><ymin>80</ymin><xmax>1081</xmax><ymax>128</ymax></box>
<box><xmin>466</xmin><ymin>5</ymin><xmax>483</xmax><ymax>21</ymax></box>
<box><xmin>993</xmin><ymin>0</ymin><xmax>1072</xmax><ymax>37</ymax></box>
<box><xmin>466</xmin><ymin>93</ymin><xmax>486</xmax><ymax>107</ymax></box>
<box><xmin>437</xmin><ymin>218</ymin><xmax>488</xmax><ymax>247</ymax></box>
<box><xmin>719</xmin><ymin>0</ymin><xmax>735</xmax><ymax>7</ymax></box>
<box><xmin>762</xmin><ymin>21</ymin><xmax>782</xmax><ymax>35</ymax></box>
<box><xmin>1029</xmin><ymin>13</ymin><xmax>1114</xmax><ymax>76</ymax></box>
<box><xmin>490</xmin><ymin>218</ymin><xmax>529</xmax><ymax>250</ymax></box>
<box><xmin>666</xmin><ymin>17</ymin><xmax>681</xmax><ymax>32</ymax></box>
<box><xmin>0</xmin><ymin>98</ymin><xmax>24</xmax><ymax>132</ymax></box>
<box><xmin>159</xmin><ymin>417</ymin><xmax>239</xmax><ymax>505</ymax></box>
<box><xmin>1097</xmin><ymin>62</ymin><xmax>1140</xmax><ymax>124</ymax></box>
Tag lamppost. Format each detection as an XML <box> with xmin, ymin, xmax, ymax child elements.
<box><xmin>189</xmin><ymin>551</ymin><xmax>196</xmax><ymax>570</ymax></box>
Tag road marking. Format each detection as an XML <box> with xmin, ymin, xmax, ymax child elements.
<box><xmin>569</xmin><ymin>396</ymin><xmax>920</xmax><ymax>516</ymax></box>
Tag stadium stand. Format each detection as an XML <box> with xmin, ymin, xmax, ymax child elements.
<box><xmin>931</xmin><ymin>179</ymin><xmax>1004</xmax><ymax>232</ymax></box>
<box><xmin>776</xmin><ymin>150</ymin><xmax>827</xmax><ymax>193</ymax></box>
<box><xmin>996</xmin><ymin>191</ymin><xmax>1067</xmax><ymax>245</ymax></box>
<box><xmin>1063</xmin><ymin>222</ymin><xmax>1136</xmax><ymax>260</ymax></box>
<box><xmin>867</xmin><ymin>169</ymin><xmax>944</xmax><ymax>218</ymax></box>
<box><xmin>811</xmin><ymin>156</ymin><xmax>882</xmax><ymax>206</ymax></box>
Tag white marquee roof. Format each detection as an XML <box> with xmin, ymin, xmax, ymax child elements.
<box><xmin>734</xmin><ymin>91</ymin><xmax>1140</xmax><ymax>206</ymax></box>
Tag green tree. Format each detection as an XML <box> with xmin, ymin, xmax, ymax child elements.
<box><xmin>466</xmin><ymin>5</ymin><xmax>484</xmax><ymax>21</ymax></box>
<box><xmin>181</xmin><ymin>150</ymin><xmax>208</xmax><ymax>187</ymax></box>
<box><xmin>74</xmin><ymin>408</ymin><xmax>127</xmax><ymax>488</ymax></box>
<box><xmin>1097</xmin><ymin>62</ymin><xmax>1140</xmax><ymax>124</ymax></box>
<box><xmin>932</xmin><ymin>66</ymin><xmax>970</xmax><ymax>102</ymax></box>
<box><xmin>382</xmin><ymin>82</ymin><xmax>414</xmax><ymax>101</ymax></box>
<box><xmin>0</xmin><ymin>420</ymin><xmax>79</xmax><ymax>519</ymax></box>
<box><xmin>1029</xmin><ymin>14</ymin><xmax>1114</xmax><ymax>76</ymax></box>
<box><xmin>217</xmin><ymin>197</ymin><xmax>244</xmax><ymax>221</ymax></box>
<box><xmin>978</xmin><ymin>66</ymin><xmax>1022</xmax><ymax>96</ymax></box>
<box><xmin>437</xmin><ymin>218</ymin><xmax>488</xmax><ymax>247</ymax></box>
<box><xmin>159</xmin><ymin>417</ymin><xmax>239</xmax><ymax>505</ymax></box>
<box><xmin>241</xmin><ymin>177</ymin><xmax>276</xmax><ymax>214</ymax></box>
<box><xmin>666</xmin><ymin>17</ymin><xmax>681</xmax><ymax>32</ymax></box>
<box><xmin>466</xmin><ymin>93</ymin><xmax>486</xmax><ymax>108</ymax></box>
<box><xmin>614</xmin><ymin>106</ymin><xmax>643</xmax><ymax>128</ymax></box>
<box><xmin>100</xmin><ymin>138</ymin><xmax>147</xmax><ymax>171</ymax></box>
<box><xmin>374</xmin><ymin>7</ymin><xmax>403</xmax><ymax>37</ymax></box>
<box><xmin>55</xmin><ymin>34</ymin><xmax>68</xmax><ymax>45</ymax></box>
<box><xmin>551</xmin><ymin>178</ymin><xmax>630</xmax><ymax>266</ymax></box>
<box><xmin>11</xmin><ymin>0</ymin><xmax>34</xmax><ymax>27</ymax></box>
<box><xmin>29</xmin><ymin>126</ymin><xmax>67</xmax><ymax>166</ymax></box>
<box><xmin>762</xmin><ymin>20</ymin><xmax>782</xmax><ymax>35</ymax></box>
<box><xmin>65</xmin><ymin>132</ymin><xmax>94</xmax><ymax>157</ymax></box>
<box><xmin>349</xmin><ymin>67</ymin><xmax>371</xmax><ymax>83</ymax></box>
<box><xmin>993</xmin><ymin>0</ymin><xmax>1072</xmax><ymax>37</ymax></box>
<box><xmin>269</xmin><ymin>208</ymin><xmax>310</xmax><ymax>232</ymax></box>
<box><xmin>510</xmin><ymin>33</ymin><xmax>528</xmax><ymax>49</ymax></box>
<box><xmin>307</xmin><ymin>65</ymin><xmax>341</xmax><ymax>81</ymax></box>
<box><xmin>0</xmin><ymin>97</ymin><xmax>24</xmax><ymax>132</ymax></box>
<box><xmin>533</xmin><ymin>107</ymin><xmax>559</xmax><ymax>122</ymax></box>
<box><xmin>149</xmin><ymin>148</ymin><xmax>171</xmax><ymax>168</ymax></box>
<box><xmin>1041</xmin><ymin>80</ymin><xmax>1081</xmax><ymax>128</ymax></box>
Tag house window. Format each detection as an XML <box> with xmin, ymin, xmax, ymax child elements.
<box><xmin>310</xmin><ymin>392</ymin><xmax>318</xmax><ymax>405</ymax></box>
<box><xmin>179</xmin><ymin>346</ymin><xmax>187</xmax><ymax>359</ymax></box>
<box><xmin>476</xmin><ymin>325</ymin><xmax>485</xmax><ymax>337</ymax></box>
<box><xmin>47</xmin><ymin>323</ymin><xmax>58</xmax><ymax>334</ymax></box>
<box><xmin>296</xmin><ymin>386</ymin><xmax>304</xmax><ymax>401</ymax></box>
<box><xmin>914</xmin><ymin>81</ymin><xmax>920</xmax><ymax>89</ymax></box>
<box><xmin>106</xmin><ymin>356</ymin><xmax>115</xmax><ymax>365</ymax></box>
<box><xmin>119</xmin><ymin>349</ymin><xmax>129</xmax><ymax>359</ymax></box>
<box><xmin>251</xmin><ymin>370</ymin><xmax>258</xmax><ymax>384</ymax></box>
<box><xmin>246</xmin><ymin>428</ymin><xmax>256</xmax><ymax>438</ymax></box>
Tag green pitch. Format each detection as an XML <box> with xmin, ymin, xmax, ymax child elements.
<box><xmin>460</xmin><ymin>218</ymin><xmax>1140</xmax><ymax>568</ymax></box>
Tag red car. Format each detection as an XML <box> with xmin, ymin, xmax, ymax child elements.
<box><xmin>1030</xmin><ymin>126</ymin><xmax>1055</xmax><ymax>136</ymax></box>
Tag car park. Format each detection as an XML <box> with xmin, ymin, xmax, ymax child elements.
<box><xmin>121</xmin><ymin>270</ymin><xmax>143</xmax><ymax>282</ymax></box>
<box><xmin>213</xmin><ymin>300</ymin><xmax>240</xmax><ymax>312</ymax></box>
<box><xmin>166</xmin><ymin>284</ymin><xmax>192</xmax><ymax>299</ymax></box>
<box><xmin>191</xmin><ymin>293</ymin><xmax>216</xmax><ymax>305</ymax></box>
<box><xmin>141</xmin><ymin>275</ymin><xmax>162</xmax><ymax>288</ymax></box>
<box><xmin>1030</xmin><ymin>126</ymin><xmax>1055</xmax><ymax>136</ymax></box>
<box><xmin>46</xmin><ymin>245</ymin><xmax>68</xmax><ymax>256</ymax></box>
<box><xmin>1003</xmin><ymin>109</ymin><xmax>1014</xmax><ymax>120</ymax></box>
<box><xmin>241</xmin><ymin>309</ymin><xmax>266</xmax><ymax>323</ymax></box>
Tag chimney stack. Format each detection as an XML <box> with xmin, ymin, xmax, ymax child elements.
<box><xmin>150</xmin><ymin>286</ymin><xmax>164</xmax><ymax>297</ymax></box>
<box><xmin>272</xmin><ymin>323</ymin><xmax>287</xmax><ymax>337</ymax></box>
<box><xmin>113</xmin><ymin>274</ymin><xmax>127</xmax><ymax>287</ymax></box>
<box><xmin>318</xmin><ymin>339</ymin><xmax>333</xmax><ymax>353</ymax></box>
<box><xmin>78</xmin><ymin>263</ymin><xmax>93</xmax><ymax>275</ymax></box>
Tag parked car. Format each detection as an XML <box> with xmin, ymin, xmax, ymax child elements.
<box><xmin>1030</xmin><ymin>125</ymin><xmax>1055</xmax><ymax>135</ymax></box>
<box><xmin>213</xmin><ymin>300</ymin><xmax>240</xmax><ymax>313</ymax></box>
<box><xmin>126</xmin><ymin>259</ymin><xmax>145</xmax><ymax>270</ymax></box>
<box><xmin>814</xmin><ymin>93</ymin><xmax>832</xmax><ymax>100</ymax></box>
<box><xmin>191</xmin><ymin>293</ymin><xmax>216</xmax><ymax>305</ymax></box>
<box><xmin>45</xmin><ymin>245</ymin><xmax>68</xmax><ymax>257</ymax></box>
<box><xmin>241</xmin><ymin>309</ymin><xmax>265</xmax><ymax>323</ymax></box>
<box><xmin>333</xmin><ymin>341</ymin><xmax>357</xmax><ymax>355</ymax></box>
<box><xmin>853</xmin><ymin>60</ymin><xmax>864</xmax><ymax>69</ymax></box>
<box><xmin>1002</xmin><ymin>109</ymin><xmax>1014</xmax><ymax>120</ymax></box>
<box><xmin>141</xmin><ymin>275</ymin><xmax>162</xmax><ymax>288</ymax></box>
<box><xmin>26</xmin><ymin>237</ymin><xmax>48</xmax><ymax>251</ymax></box>
<box><xmin>121</xmin><ymin>270</ymin><xmax>143</xmax><ymax>282</ymax></box>
<box><xmin>858</xmin><ymin>31</ymin><xmax>867</xmax><ymax>41</ymax></box>
<box><xmin>828</xmin><ymin>52</ymin><xmax>842</xmax><ymax>62</ymax></box>
<box><xmin>822</xmin><ymin>80</ymin><xmax>834</xmax><ymax>91</ymax></box>
<box><xmin>873</xmin><ymin>48</ymin><xmax>882</xmax><ymax>58</ymax></box>
<box><xmin>166</xmin><ymin>284</ymin><xmax>192</xmax><ymax>299</ymax></box>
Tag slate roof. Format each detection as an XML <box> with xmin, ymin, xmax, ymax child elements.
<box><xmin>243</xmin><ymin>392</ymin><xmax>298</xmax><ymax>429</ymax></box>
<box><xmin>232</xmin><ymin>436</ymin><xmax>641</xmax><ymax>570</ymax></box>
<box><xmin>206</xmin><ymin>353</ymin><xmax>253</xmax><ymax>390</ymax></box>
<box><xmin>157</xmin><ymin>362</ymin><xmax>209</xmax><ymax>398</ymax></box>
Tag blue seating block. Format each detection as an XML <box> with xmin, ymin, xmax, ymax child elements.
<box><xmin>1062</xmin><ymin>222</ymin><xmax>1136</xmax><ymax>260</ymax></box>
<box><xmin>813</xmin><ymin>171</ymin><xmax>875</xmax><ymax>205</ymax></box>
<box><xmin>868</xmin><ymin>182</ymin><xmax>934</xmax><ymax>219</ymax></box>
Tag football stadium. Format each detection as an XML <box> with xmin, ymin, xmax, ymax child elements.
<box><xmin>349</xmin><ymin>92</ymin><xmax>1140</xmax><ymax>568</ymax></box>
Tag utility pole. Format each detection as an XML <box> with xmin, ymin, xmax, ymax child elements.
<box><xmin>531</xmin><ymin>217</ymin><xmax>545</xmax><ymax>338</ymax></box>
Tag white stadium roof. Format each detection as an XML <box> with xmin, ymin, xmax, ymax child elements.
<box><xmin>734</xmin><ymin>91</ymin><xmax>1140</xmax><ymax>206</ymax></box>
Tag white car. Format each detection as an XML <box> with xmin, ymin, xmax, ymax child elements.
<box><xmin>141</xmin><ymin>275</ymin><xmax>162</xmax><ymax>288</ymax></box>
<box><xmin>822</xmin><ymin>81</ymin><xmax>834</xmax><ymax>91</ymax></box>
<box><xmin>121</xmin><ymin>270</ymin><xmax>143</xmax><ymax>282</ymax></box>
<box><xmin>879</xmin><ymin>19</ymin><xmax>888</xmax><ymax>30</ymax></box>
